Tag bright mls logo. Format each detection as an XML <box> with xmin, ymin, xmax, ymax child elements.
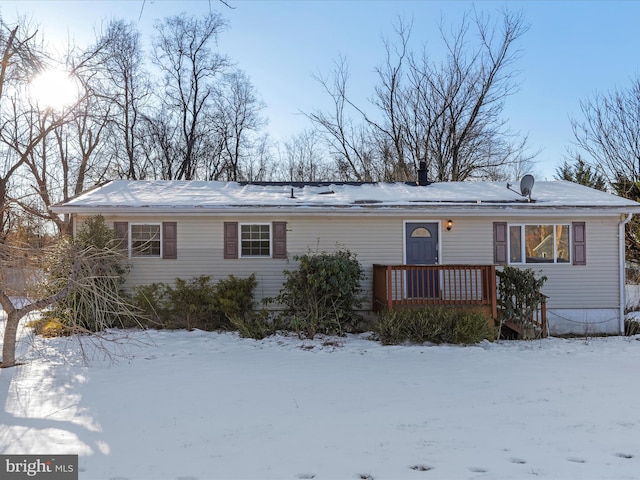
<box><xmin>0</xmin><ymin>455</ymin><xmax>78</xmax><ymax>480</ymax></box>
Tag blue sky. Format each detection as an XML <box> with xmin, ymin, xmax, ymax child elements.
<box><xmin>2</xmin><ymin>0</ymin><xmax>640</xmax><ymax>180</ymax></box>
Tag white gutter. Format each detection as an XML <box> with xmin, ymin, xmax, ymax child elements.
<box><xmin>620</xmin><ymin>213</ymin><xmax>634</xmax><ymax>333</ymax></box>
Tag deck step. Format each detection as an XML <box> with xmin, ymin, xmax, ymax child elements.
<box><xmin>502</xmin><ymin>320</ymin><xmax>544</xmax><ymax>340</ymax></box>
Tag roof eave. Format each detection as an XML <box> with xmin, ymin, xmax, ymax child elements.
<box><xmin>49</xmin><ymin>203</ymin><xmax>640</xmax><ymax>217</ymax></box>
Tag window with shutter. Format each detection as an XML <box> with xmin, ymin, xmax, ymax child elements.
<box><xmin>240</xmin><ymin>223</ymin><xmax>270</xmax><ymax>257</ymax></box>
<box><xmin>163</xmin><ymin>222</ymin><xmax>177</xmax><ymax>259</ymax></box>
<box><xmin>224</xmin><ymin>221</ymin><xmax>287</xmax><ymax>259</ymax></box>
<box><xmin>272</xmin><ymin>221</ymin><xmax>287</xmax><ymax>259</ymax></box>
<box><xmin>572</xmin><ymin>222</ymin><xmax>586</xmax><ymax>265</ymax></box>
<box><xmin>114</xmin><ymin>222</ymin><xmax>129</xmax><ymax>252</ymax></box>
<box><xmin>508</xmin><ymin>224</ymin><xmax>571</xmax><ymax>264</ymax></box>
<box><xmin>494</xmin><ymin>222</ymin><xmax>508</xmax><ymax>265</ymax></box>
<box><xmin>130</xmin><ymin>224</ymin><xmax>161</xmax><ymax>257</ymax></box>
<box><xmin>224</xmin><ymin>222</ymin><xmax>239</xmax><ymax>259</ymax></box>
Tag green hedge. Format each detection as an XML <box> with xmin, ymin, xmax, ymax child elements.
<box><xmin>269</xmin><ymin>248</ymin><xmax>364</xmax><ymax>338</ymax></box>
<box><xmin>131</xmin><ymin>274</ymin><xmax>258</xmax><ymax>331</ymax></box>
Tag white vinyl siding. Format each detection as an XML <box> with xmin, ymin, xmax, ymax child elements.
<box><xmin>437</xmin><ymin>215</ymin><xmax>620</xmax><ymax>310</ymax></box>
<box><xmin>75</xmin><ymin>213</ymin><xmax>621</xmax><ymax>312</ymax></box>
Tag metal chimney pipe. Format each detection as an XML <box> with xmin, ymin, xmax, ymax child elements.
<box><xmin>417</xmin><ymin>161</ymin><xmax>428</xmax><ymax>186</ymax></box>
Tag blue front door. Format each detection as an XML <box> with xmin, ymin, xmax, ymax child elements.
<box><xmin>405</xmin><ymin>223</ymin><xmax>439</xmax><ymax>298</ymax></box>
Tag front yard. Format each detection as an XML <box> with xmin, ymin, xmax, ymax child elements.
<box><xmin>1</xmin><ymin>323</ymin><xmax>640</xmax><ymax>479</ymax></box>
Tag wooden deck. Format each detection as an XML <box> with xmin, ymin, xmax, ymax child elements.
<box><xmin>372</xmin><ymin>264</ymin><xmax>548</xmax><ymax>337</ymax></box>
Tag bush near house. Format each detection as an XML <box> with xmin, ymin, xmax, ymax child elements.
<box><xmin>373</xmin><ymin>307</ymin><xmax>493</xmax><ymax>345</ymax></box>
<box><xmin>496</xmin><ymin>266</ymin><xmax>547</xmax><ymax>337</ymax></box>
<box><xmin>40</xmin><ymin>215</ymin><xmax>133</xmax><ymax>333</ymax></box>
<box><xmin>268</xmin><ymin>248</ymin><xmax>365</xmax><ymax>339</ymax></box>
<box><xmin>625</xmin><ymin>317</ymin><xmax>640</xmax><ymax>336</ymax></box>
<box><xmin>131</xmin><ymin>274</ymin><xmax>258</xmax><ymax>331</ymax></box>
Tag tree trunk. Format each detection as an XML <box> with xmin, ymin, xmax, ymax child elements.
<box><xmin>1</xmin><ymin>310</ymin><xmax>19</xmax><ymax>368</ymax></box>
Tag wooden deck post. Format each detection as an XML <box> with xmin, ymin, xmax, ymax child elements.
<box><xmin>489</xmin><ymin>264</ymin><xmax>497</xmax><ymax>327</ymax></box>
<box><xmin>386</xmin><ymin>265</ymin><xmax>393</xmax><ymax>311</ymax></box>
<box><xmin>541</xmin><ymin>296</ymin><xmax>548</xmax><ymax>337</ymax></box>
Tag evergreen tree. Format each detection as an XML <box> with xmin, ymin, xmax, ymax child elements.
<box><xmin>555</xmin><ymin>157</ymin><xmax>607</xmax><ymax>191</ymax></box>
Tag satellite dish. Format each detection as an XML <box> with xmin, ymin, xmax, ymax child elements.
<box><xmin>520</xmin><ymin>174</ymin><xmax>535</xmax><ymax>199</ymax></box>
<box><xmin>506</xmin><ymin>174</ymin><xmax>535</xmax><ymax>201</ymax></box>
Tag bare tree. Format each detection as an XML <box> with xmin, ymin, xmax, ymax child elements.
<box><xmin>0</xmin><ymin>18</ymin><xmax>90</xmax><ymax>239</ymax></box>
<box><xmin>570</xmin><ymin>78</ymin><xmax>640</xmax><ymax>262</ymax></box>
<box><xmin>308</xmin><ymin>9</ymin><xmax>534</xmax><ymax>182</ymax></box>
<box><xmin>12</xmin><ymin>33</ymin><xmax>118</xmax><ymax>236</ymax></box>
<box><xmin>139</xmin><ymin>106</ymin><xmax>181</xmax><ymax>180</ymax></box>
<box><xmin>98</xmin><ymin>20</ymin><xmax>151</xmax><ymax>180</ymax></box>
<box><xmin>150</xmin><ymin>12</ymin><xmax>230</xmax><ymax>180</ymax></box>
<box><xmin>306</xmin><ymin>58</ymin><xmax>381</xmax><ymax>181</ymax></box>
<box><xmin>18</xmin><ymin>96</ymin><xmax>112</xmax><ymax>236</ymax></box>
<box><xmin>0</xmin><ymin>239</ymin><xmax>138</xmax><ymax>368</ymax></box>
<box><xmin>275</xmin><ymin>129</ymin><xmax>332</xmax><ymax>182</ymax></box>
<box><xmin>243</xmin><ymin>133</ymin><xmax>272</xmax><ymax>181</ymax></box>
<box><xmin>0</xmin><ymin>17</ymin><xmax>112</xmax><ymax>367</ymax></box>
<box><xmin>214</xmin><ymin>70</ymin><xmax>267</xmax><ymax>180</ymax></box>
<box><xmin>570</xmin><ymin>79</ymin><xmax>640</xmax><ymax>192</ymax></box>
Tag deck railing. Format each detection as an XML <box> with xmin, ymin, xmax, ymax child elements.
<box><xmin>372</xmin><ymin>264</ymin><xmax>498</xmax><ymax>321</ymax></box>
<box><xmin>372</xmin><ymin>264</ymin><xmax>549</xmax><ymax>337</ymax></box>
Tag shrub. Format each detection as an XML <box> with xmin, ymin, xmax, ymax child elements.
<box><xmin>131</xmin><ymin>274</ymin><xmax>258</xmax><ymax>331</ymax></box>
<box><xmin>270</xmin><ymin>248</ymin><xmax>364</xmax><ymax>339</ymax></box>
<box><xmin>373</xmin><ymin>307</ymin><xmax>492</xmax><ymax>345</ymax></box>
<box><xmin>42</xmin><ymin>215</ymin><xmax>134</xmax><ymax>332</ymax></box>
<box><xmin>165</xmin><ymin>276</ymin><xmax>219</xmax><ymax>330</ymax></box>
<box><xmin>452</xmin><ymin>310</ymin><xmax>494</xmax><ymax>344</ymax></box>
<box><xmin>496</xmin><ymin>266</ymin><xmax>547</xmax><ymax>331</ymax></box>
<box><xmin>373</xmin><ymin>310</ymin><xmax>406</xmax><ymax>345</ymax></box>
<box><xmin>229</xmin><ymin>310</ymin><xmax>276</xmax><ymax>340</ymax></box>
<box><xmin>128</xmin><ymin>283</ymin><xmax>169</xmax><ymax>328</ymax></box>
<box><xmin>27</xmin><ymin>317</ymin><xmax>69</xmax><ymax>338</ymax></box>
<box><xmin>215</xmin><ymin>274</ymin><xmax>258</xmax><ymax>320</ymax></box>
<box><xmin>625</xmin><ymin>318</ymin><xmax>640</xmax><ymax>336</ymax></box>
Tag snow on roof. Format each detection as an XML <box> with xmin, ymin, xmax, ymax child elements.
<box><xmin>50</xmin><ymin>179</ymin><xmax>640</xmax><ymax>213</ymax></box>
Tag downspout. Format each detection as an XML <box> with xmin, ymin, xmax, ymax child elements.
<box><xmin>619</xmin><ymin>213</ymin><xmax>633</xmax><ymax>334</ymax></box>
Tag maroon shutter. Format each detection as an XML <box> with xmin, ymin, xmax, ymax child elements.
<box><xmin>494</xmin><ymin>222</ymin><xmax>508</xmax><ymax>265</ymax></box>
<box><xmin>272</xmin><ymin>221</ymin><xmax>287</xmax><ymax>259</ymax></box>
<box><xmin>572</xmin><ymin>222</ymin><xmax>586</xmax><ymax>265</ymax></box>
<box><xmin>114</xmin><ymin>221</ymin><xmax>128</xmax><ymax>251</ymax></box>
<box><xmin>224</xmin><ymin>222</ymin><xmax>238</xmax><ymax>259</ymax></box>
<box><xmin>162</xmin><ymin>222</ymin><xmax>177</xmax><ymax>259</ymax></box>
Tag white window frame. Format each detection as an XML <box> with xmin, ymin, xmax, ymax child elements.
<box><xmin>130</xmin><ymin>223</ymin><xmax>162</xmax><ymax>258</ymax></box>
<box><xmin>239</xmin><ymin>223</ymin><xmax>272</xmax><ymax>258</ymax></box>
<box><xmin>508</xmin><ymin>223</ymin><xmax>571</xmax><ymax>265</ymax></box>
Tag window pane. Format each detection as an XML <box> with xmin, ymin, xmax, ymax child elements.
<box><xmin>240</xmin><ymin>224</ymin><xmax>271</xmax><ymax>257</ymax></box>
<box><xmin>556</xmin><ymin>225</ymin><xmax>570</xmax><ymax>263</ymax></box>
<box><xmin>411</xmin><ymin>227</ymin><xmax>431</xmax><ymax>238</ymax></box>
<box><xmin>525</xmin><ymin>225</ymin><xmax>554</xmax><ymax>263</ymax></box>
<box><xmin>131</xmin><ymin>224</ymin><xmax>161</xmax><ymax>257</ymax></box>
<box><xmin>509</xmin><ymin>226</ymin><xmax>522</xmax><ymax>263</ymax></box>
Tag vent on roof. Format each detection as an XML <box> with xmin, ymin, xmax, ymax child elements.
<box><xmin>417</xmin><ymin>161</ymin><xmax>430</xmax><ymax>186</ymax></box>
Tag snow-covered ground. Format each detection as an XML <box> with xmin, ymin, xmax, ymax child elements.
<box><xmin>2</xmin><ymin>317</ymin><xmax>640</xmax><ymax>480</ymax></box>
